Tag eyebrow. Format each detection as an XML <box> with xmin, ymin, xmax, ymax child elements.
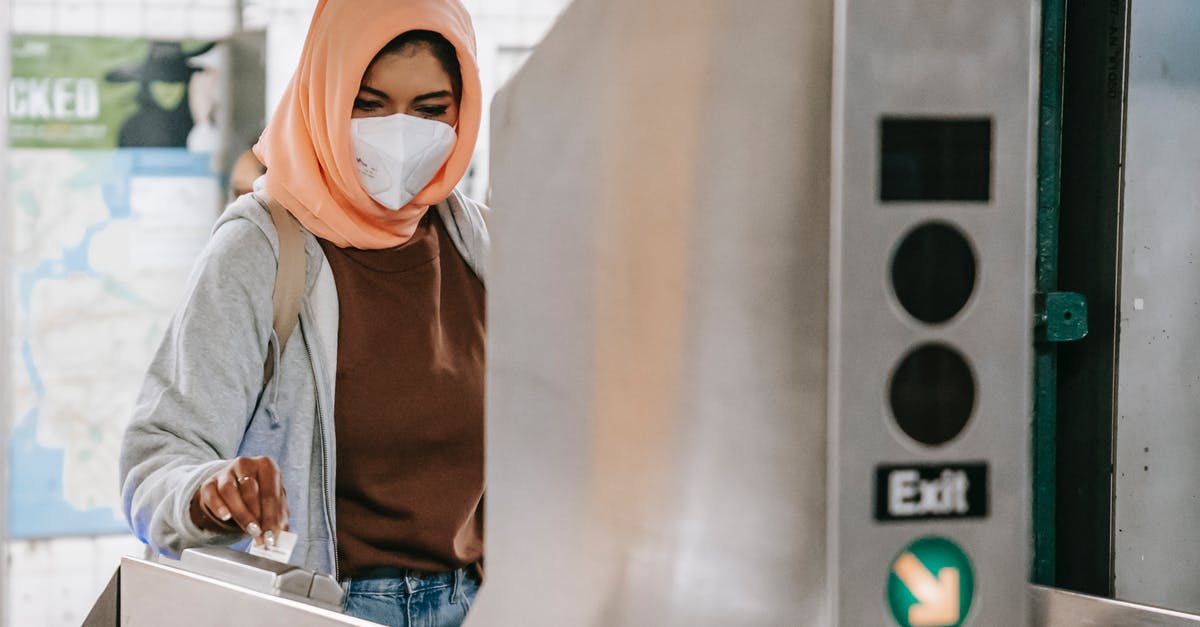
<box><xmin>412</xmin><ymin>90</ymin><xmax>453</xmax><ymax>103</ymax></box>
<box><xmin>358</xmin><ymin>85</ymin><xmax>390</xmax><ymax>101</ymax></box>
<box><xmin>356</xmin><ymin>86</ymin><xmax>453</xmax><ymax>104</ymax></box>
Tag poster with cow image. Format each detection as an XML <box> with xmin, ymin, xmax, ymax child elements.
<box><xmin>10</xmin><ymin>35</ymin><xmax>225</xmax><ymax>151</ymax></box>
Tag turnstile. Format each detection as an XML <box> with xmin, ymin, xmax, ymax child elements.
<box><xmin>83</xmin><ymin>548</ymin><xmax>380</xmax><ymax>626</ymax></box>
<box><xmin>86</xmin><ymin>553</ymin><xmax>1200</xmax><ymax>627</ymax></box>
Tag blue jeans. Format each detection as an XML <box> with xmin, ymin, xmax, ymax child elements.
<box><xmin>341</xmin><ymin>568</ymin><xmax>480</xmax><ymax>627</ymax></box>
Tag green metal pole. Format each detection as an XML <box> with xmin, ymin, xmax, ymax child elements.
<box><xmin>1033</xmin><ymin>0</ymin><xmax>1067</xmax><ymax>587</ymax></box>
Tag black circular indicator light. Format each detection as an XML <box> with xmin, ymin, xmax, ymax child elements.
<box><xmin>890</xmin><ymin>222</ymin><xmax>977</xmax><ymax>324</ymax></box>
<box><xmin>889</xmin><ymin>343</ymin><xmax>976</xmax><ymax>446</ymax></box>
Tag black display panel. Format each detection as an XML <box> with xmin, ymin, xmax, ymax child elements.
<box><xmin>880</xmin><ymin>117</ymin><xmax>992</xmax><ymax>202</ymax></box>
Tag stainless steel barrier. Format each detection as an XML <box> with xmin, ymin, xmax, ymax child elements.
<box><xmin>1031</xmin><ymin>585</ymin><xmax>1200</xmax><ymax>626</ymax></box>
<box><xmin>85</xmin><ymin>548</ymin><xmax>382</xmax><ymax>626</ymax></box>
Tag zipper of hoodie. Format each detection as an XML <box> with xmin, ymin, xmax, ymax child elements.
<box><xmin>301</xmin><ymin>324</ymin><xmax>339</xmax><ymax>579</ymax></box>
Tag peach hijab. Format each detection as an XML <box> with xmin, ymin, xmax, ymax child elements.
<box><xmin>254</xmin><ymin>0</ymin><xmax>481</xmax><ymax>249</ymax></box>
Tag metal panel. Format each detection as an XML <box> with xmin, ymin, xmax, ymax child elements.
<box><xmin>81</xmin><ymin>568</ymin><xmax>119</xmax><ymax>627</ymax></box>
<box><xmin>475</xmin><ymin>0</ymin><xmax>832</xmax><ymax>625</ymax></box>
<box><xmin>1113</xmin><ymin>0</ymin><xmax>1200</xmax><ymax>612</ymax></box>
<box><xmin>1031</xmin><ymin>585</ymin><xmax>1200</xmax><ymax>626</ymax></box>
<box><xmin>829</xmin><ymin>2</ymin><xmax>1038</xmax><ymax>625</ymax></box>
<box><xmin>119</xmin><ymin>557</ymin><xmax>378</xmax><ymax>627</ymax></box>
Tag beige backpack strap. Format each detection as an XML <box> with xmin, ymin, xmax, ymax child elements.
<box><xmin>253</xmin><ymin>191</ymin><xmax>306</xmax><ymax>385</ymax></box>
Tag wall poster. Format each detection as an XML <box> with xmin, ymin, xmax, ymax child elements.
<box><xmin>8</xmin><ymin>35</ymin><xmax>229</xmax><ymax>537</ymax></box>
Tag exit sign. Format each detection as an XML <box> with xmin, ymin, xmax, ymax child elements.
<box><xmin>874</xmin><ymin>463</ymin><xmax>989</xmax><ymax>522</ymax></box>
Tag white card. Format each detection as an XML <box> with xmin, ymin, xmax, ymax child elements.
<box><xmin>248</xmin><ymin>530</ymin><xmax>298</xmax><ymax>564</ymax></box>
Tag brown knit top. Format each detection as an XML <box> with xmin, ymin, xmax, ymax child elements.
<box><xmin>317</xmin><ymin>210</ymin><xmax>485</xmax><ymax>577</ymax></box>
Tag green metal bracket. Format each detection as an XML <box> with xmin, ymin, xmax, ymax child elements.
<box><xmin>1036</xmin><ymin>291</ymin><xmax>1088</xmax><ymax>343</ymax></box>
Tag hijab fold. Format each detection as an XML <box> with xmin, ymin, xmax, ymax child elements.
<box><xmin>254</xmin><ymin>0</ymin><xmax>481</xmax><ymax>250</ymax></box>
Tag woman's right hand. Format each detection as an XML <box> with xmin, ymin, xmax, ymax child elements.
<box><xmin>189</xmin><ymin>456</ymin><xmax>290</xmax><ymax>547</ymax></box>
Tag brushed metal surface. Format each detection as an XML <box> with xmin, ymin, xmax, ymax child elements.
<box><xmin>829</xmin><ymin>1</ymin><xmax>1038</xmax><ymax>625</ymax></box>
<box><xmin>475</xmin><ymin>0</ymin><xmax>833</xmax><ymax>625</ymax></box>
<box><xmin>1113</xmin><ymin>0</ymin><xmax>1200</xmax><ymax>613</ymax></box>
<box><xmin>119</xmin><ymin>557</ymin><xmax>379</xmax><ymax>627</ymax></box>
<box><xmin>1031</xmin><ymin>585</ymin><xmax>1200</xmax><ymax>626</ymax></box>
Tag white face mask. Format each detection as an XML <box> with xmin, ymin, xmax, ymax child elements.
<box><xmin>350</xmin><ymin>113</ymin><xmax>457</xmax><ymax>210</ymax></box>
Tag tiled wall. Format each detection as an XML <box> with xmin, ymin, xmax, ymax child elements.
<box><xmin>10</xmin><ymin>0</ymin><xmax>565</xmax><ymax>44</ymax></box>
<box><xmin>11</xmin><ymin>0</ymin><xmax>240</xmax><ymax>39</ymax></box>
<box><xmin>6</xmin><ymin>535</ymin><xmax>144</xmax><ymax>626</ymax></box>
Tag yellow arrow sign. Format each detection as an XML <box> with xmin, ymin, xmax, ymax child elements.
<box><xmin>893</xmin><ymin>552</ymin><xmax>961</xmax><ymax>627</ymax></box>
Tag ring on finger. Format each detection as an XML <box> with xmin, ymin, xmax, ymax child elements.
<box><xmin>236</xmin><ymin>475</ymin><xmax>253</xmax><ymax>485</ymax></box>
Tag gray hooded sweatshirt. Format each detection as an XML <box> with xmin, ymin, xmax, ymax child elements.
<box><xmin>119</xmin><ymin>189</ymin><xmax>489</xmax><ymax>577</ymax></box>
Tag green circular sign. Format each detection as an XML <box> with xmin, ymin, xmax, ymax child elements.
<box><xmin>886</xmin><ymin>536</ymin><xmax>975</xmax><ymax>627</ymax></box>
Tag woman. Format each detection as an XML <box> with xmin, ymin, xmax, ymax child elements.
<box><xmin>119</xmin><ymin>1</ymin><xmax>487</xmax><ymax>625</ymax></box>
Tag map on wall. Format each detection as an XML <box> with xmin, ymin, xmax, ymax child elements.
<box><xmin>9</xmin><ymin>150</ymin><xmax>220</xmax><ymax>537</ymax></box>
<box><xmin>8</xmin><ymin>35</ymin><xmax>227</xmax><ymax>537</ymax></box>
